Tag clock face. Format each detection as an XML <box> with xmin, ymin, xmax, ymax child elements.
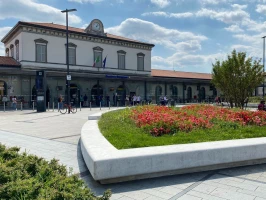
<box><xmin>92</xmin><ymin>22</ymin><xmax>100</xmax><ymax>31</ymax></box>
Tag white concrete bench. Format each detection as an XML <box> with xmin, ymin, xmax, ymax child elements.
<box><xmin>81</xmin><ymin>113</ymin><xmax>266</xmax><ymax>184</ymax></box>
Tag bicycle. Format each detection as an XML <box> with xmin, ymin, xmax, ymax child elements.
<box><xmin>59</xmin><ymin>103</ymin><xmax>77</xmax><ymax>114</ymax></box>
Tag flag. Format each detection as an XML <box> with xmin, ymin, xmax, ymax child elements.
<box><xmin>93</xmin><ymin>56</ymin><xmax>100</xmax><ymax>67</ymax></box>
<box><xmin>103</xmin><ymin>55</ymin><xmax>107</xmax><ymax>68</ymax></box>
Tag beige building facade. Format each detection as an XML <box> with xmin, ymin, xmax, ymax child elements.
<box><xmin>0</xmin><ymin>19</ymin><xmax>217</xmax><ymax>107</ymax></box>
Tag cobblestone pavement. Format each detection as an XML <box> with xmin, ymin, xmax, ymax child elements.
<box><xmin>1</xmin><ymin>108</ymin><xmax>266</xmax><ymax>200</ymax></box>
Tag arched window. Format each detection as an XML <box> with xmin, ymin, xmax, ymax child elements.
<box><xmin>5</xmin><ymin>48</ymin><xmax>9</xmax><ymax>57</ymax></box>
<box><xmin>187</xmin><ymin>87</ymin><xmax>192</xmax><ymax>100</ymax></box>
<box><xmin>10</xmin><ymin>44</ymin><xmax>14</xmax><ymax>58</ymax></box>
<box><xmin>15</xmin><ymin>40</ymin><xmax>19</xmax><ymax>61</ymax></box>
<box><xmin>155</xmin><ymin>85</ymin><xmax>162</xmax><ymax>104</ymax></box>
<box><xmin>35</xmin><ymin>38</ymin><xmax>48</xmax><ymax>62</ymax></box>
<box><xmin>172</xmin><ymin>86</ymin><xmax>178</xmax><ymax>100</ymax></box>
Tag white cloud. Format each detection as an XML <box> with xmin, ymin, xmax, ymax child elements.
<box><xmin>150</xmin><ymin>0</ymin><xmax>170</xmax><ymax>8</ymax></box>
<box><xmin>0</xmin><ymin>0</ymin><xmax>81</xmax><ymax>25</ymax></box>
<box><xmin>68</xmin><ymin>0</ymin><xmax>103</xmax><ymax>3</ymax></box>
<box><xmin>105</xmin><ymin>18</ymin><xmax>220</xmax><ymax>72</ymax></box>
<box><xmin>142</xmin><ymin>11</ymin><xmax>194</xmax><ymax>18</ymax></box>
<box><xmin>231</xmin><ymin>4</ymin><xmax>247</xmax><ymax>10</ymax></box>
<box><xmin>225</xmin><ymin>24</ymin><xmax>244</xmax><ymax>32</ymax></box>
<box><xmin>201</xmin><ymin>0</ymin><xmax>232</xmax><ymax>5</ymax></box>
<box><xmin>0</xmin><ymin>27</ymin><xmax>12</xmax><ymax>56</ymax></box>
<box><xmin>105</xmin><ymin>18</ymin><xmax>207</xmax><ymax>51</ymax></box>
<box><xmin>152</xmin><ymin>52</ymin><xmax>226</xmax><ymax>72</ymax></box>
<box><xmin>195</xmin><ymin>8</ymin><xmax>250</xmax><ymax>24</ymax></box>
<box><xmin>256</xmin><ymin>4</ymin><xmax>266</xmax><ymax>14</ymax></box>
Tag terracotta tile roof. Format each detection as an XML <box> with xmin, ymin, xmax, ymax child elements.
<box><xmin>0</xmin><ymin>56</ymin><xmax>20</xmax><ymax>67</ymax></box>
<box><xmin>21</xmin><ymin>22</ymin><xmax>154</xmax><ymax>46</ymax></box>
<box><xmin>151</xmin><ymin>69</ymin><xmax>212</xmax><ymax>80</ymax></box>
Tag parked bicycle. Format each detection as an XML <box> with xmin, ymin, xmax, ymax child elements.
<box><xmin>59</xmin><ymin>103</ymin><xmax>77</xmax><ymax>114</ymax></box>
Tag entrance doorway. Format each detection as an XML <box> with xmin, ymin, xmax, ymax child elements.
<box><xmin>155</xmin><ymin>86</ymin><xmax>162</xmax><ymax>104</ymax></box>
<box><xmin>172</xmin><ymin>86</ymin><xmax>178</xmax><ymax>101</ymax></box>
<box><xmin>187</xmin><ymin>87</ymin><xmax>192</xmax><ymax>102</ymax></box>
<box><xmin>68</xmin><ymin>83</ymin><xmax>80</xmax><ymax>106</ymax></box>
<box><xmin>116</xmin><ymin>85</ymin><xmax>126</xmax><ymax>106</ymax></box>
<box><xmin>199</xmin><ymin>87</ymin><xmax>206</xmax><ymax>101</ymax></box>
<box><xmin>91</xmin><ymin>84</ymin><xmax>103</xmax><ymax>106</ymax></box>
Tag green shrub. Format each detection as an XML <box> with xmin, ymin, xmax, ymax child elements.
<box><xmin>249</xmin><ymin>96</ymin><xmax>264</xmax><ymax>103</ymax></box>
<box><xmin>0</xmin><ymin>144</ymin><xmax>111</xmax><ymax>200</ymax></box>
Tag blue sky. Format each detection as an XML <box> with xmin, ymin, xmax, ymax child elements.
<box><xmin>0</xmin><ymin>0</ymin><xmax>266</xmax><ymax>73</ymax></box>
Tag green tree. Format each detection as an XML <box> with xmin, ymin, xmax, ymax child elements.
<box><xmin>212</xmin><ymin>50</ymin><xmax>264</xmax><ymax>109</ymax></box>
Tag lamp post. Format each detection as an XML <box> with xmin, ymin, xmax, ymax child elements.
<box><xmin>61</xmin><ymin>8</ymin><xmax>77</xmax><ymax>113</ymax></box>
<box><xmin>263</xmin><ymin>36</ymin><xmax>266</xmax><ymax>98</ymax></box>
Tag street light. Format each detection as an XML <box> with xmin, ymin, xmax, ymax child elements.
<box><xmin>263</xmin><ymin>36</ymin><xmax>266</xmax><ymax>98</ymax></box>
<box><xmin>61</xmin><ymin>8</ymin><xmax>77</xmax><ymax>113</ymax></box>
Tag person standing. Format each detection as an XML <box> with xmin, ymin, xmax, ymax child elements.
<box><xmin>83</xmin><ymin>94</ymin><xmax>88</xmax><ymax>107</ymax></box>
<box><xmin>137</xmin><ymin>95</ymin><xmax>141</xmax><ymax>105</ymax></box>
<box><xmin>133</xmin><ymin>94</ymin><xmax>137</xmax><ymax>106</ymax></box>
<box><xmin>163</xmin><ymin>96</ymin><xmax>168</xmax><ymax>106</ymax></box>
<box><xmin>258</xmin><ymin>100</ymin><xmax>266</xmax><ymax>111</ymax></box>
<box><xmin>12</xmin><ymin>96</ymin><xmax>17</xmax><ymax>110</ymax></box>
<box><xmin>80</xmin><ymin>95</ymin><xmax>84</xmax><ymax>107</ymax></box>
<box><xmin>58</xmin><ymin>94</ymin><xmax>63</xmax><ymax>109</ymax></box>
<box><xmin>106</xmin><ymin>95</ymin><xmax>110</xmax><ymax>106</ymax></box>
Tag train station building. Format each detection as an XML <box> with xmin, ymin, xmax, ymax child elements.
<box><xmin>0</xmin><ymin>19</ymin><xmax>218</xmax><ymax>107</ymax></box>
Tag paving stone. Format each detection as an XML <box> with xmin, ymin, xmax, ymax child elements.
<box><xmin>203</xmin><ymin>181</ymin><xmax>239</xmax><ymax>192</ymax></box>
<box><xmin>159</xmin><ymin>186</ymin><xmax>183</xmax><ymax>195</ymax></box>
<box><xmin>237</xmin><ymin>188</ymin><xmax>266</xmax><ymax>199</ymax></box>
<box><xmin>117</xmin><ymin>196</ymin><xmax>135</xmax><ymax>200</ymax></box>
<box><xmin>192</xmin><ymin>183</ymin><xmax>217</xmax><ymax>194</ymax></box>
<box><xmin>219</xmin><ymin>179</ymin><xmax>258</xmax><ymax>191</ymax></box>
<box><xmin>255</xmin><ymin>197</ymin><xmax>266</xmax><ymax>200</ymax></box>
<box><xmin>140</xmin><ymin>188</ymin><xmax>174</xmax><ymax>199</ymax></box>
<box><xmin>109</xmin><ymin>193</ymin><xmax>124</xmax><ymax>200</ymax></box>
<box><xmin>121</xmin><ymin>190</ymin><xmax>151</xmax><ymax>200</ymax></box>
<box><xmin>210</xmin><ymin>187</ymin><xmax>256</xmax><ymax>200</ymax></box>
<box><xmin>177</xmin><ymin>194</ymin><xmax>202</xmax><ymax>200</ymax></box>
<box><xmin>187</xmin><ymin>190</ymin><xmax>226</xmax><ymax>200</ymax></box>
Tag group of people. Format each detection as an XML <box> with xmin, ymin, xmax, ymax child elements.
<box><xmin>159</xmin><ymin>96</ymin><xmax>168</xmax><ymax>106</ymax></box>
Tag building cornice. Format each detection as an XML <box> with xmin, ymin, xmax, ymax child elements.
<box><xmin>2</xmin><ymin>21</ymin><xmax>154</xmax><ymax>51</ymax></box>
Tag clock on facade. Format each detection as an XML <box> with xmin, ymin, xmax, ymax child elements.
<box><xmin>92</xmin><ymin>22</ymin><xmax>100</xmax><ymax>31</ymax></box>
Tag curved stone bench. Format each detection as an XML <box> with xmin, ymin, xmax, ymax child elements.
<box><xmin>81</xmin><ymin>112</ymin><xmax>266</xmax><ymax>184</ymax></box>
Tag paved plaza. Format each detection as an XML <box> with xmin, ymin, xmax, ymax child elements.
<box><xmin>1</xmin><ymin>108</ymin><xmax>266</xmax><ymax>200</ymax></box>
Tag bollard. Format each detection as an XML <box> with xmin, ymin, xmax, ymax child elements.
<box><xmin>3</xmin><ymin>102</ymin><xmax>5</xmax><ymax>112</ymax></box>
<box><xmin>90</xmin><ymin>102</ymin><xmax>91</xmax><ymax>111</ymax></box>
<box><xmin>53</xmin><ymin>102</ymin><xmax>54</xmax><ymax>112</ymax></box>
<box><xmin>58</xmin><ymin>103</ymin><xmax>59</xmax><ymax>112</ymax></box>
<box><xmin>33</xmin><ymin>102</ymin><xmax>34</xmax><ymax>111</ymax></box>
<box><xmin>133</xmin><ymin>101</ymin><xmax>134</xmax><ymax>106</ymax></box>
<box><xmin>109</xmin><ymin>101</ymin><xmax>110</xmax><ymax>110</ymax></box>
<box><xmin>48</xmin><ymin>102</ymin><xmax>50</xmax><ymax>111</ymax></box>
<box><xmin>117</xmin><ymin>101</ymin><xmax>119</xmax><ymax>108</ymax></box>
<box><xmin>100</xmin><ymin>102</ymin><xmax>101</xmax><ymax>110</ymax></box>
<box><xmin>21</xmin><ymin>102</ymin><xmax>22</xmax><ymax>111</ymax></box>
<box><xmin>80</xmin><ymin>102</ymin><xmax>81</xmax><ymax>111</ymax></box>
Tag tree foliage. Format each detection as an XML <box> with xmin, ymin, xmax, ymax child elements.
<box><xmin>212</xmin><ymin>50</ymin><xmax>264</xmax><ymax>108</ymax></box>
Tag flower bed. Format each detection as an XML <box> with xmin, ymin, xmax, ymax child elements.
<box><xmin>131</xmin><ymin>105</ymin><xmax>266</xmax><ymax>136</ymax></box>
<box><xmin>98</xmin><ymin>105</ymin><xmax>266</xmax><ymax>149</ymax></box>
